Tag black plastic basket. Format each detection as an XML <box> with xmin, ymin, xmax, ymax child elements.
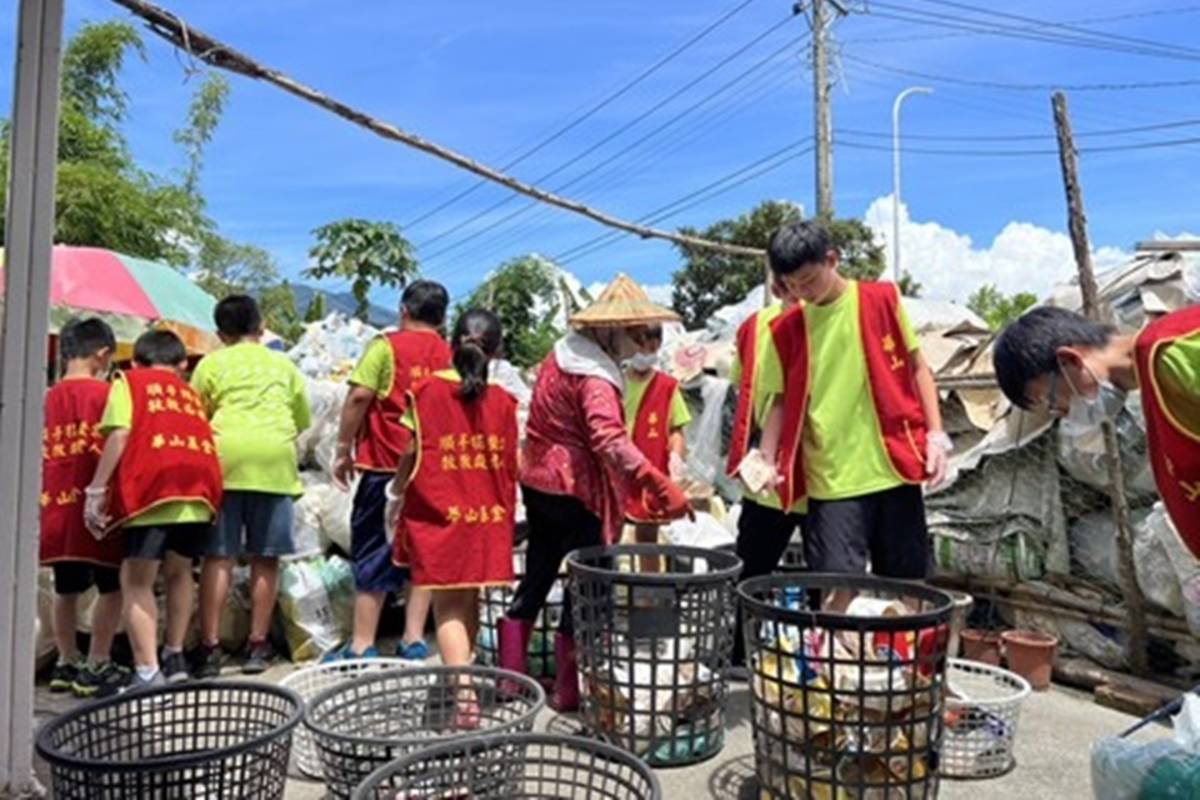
<box><xmin>352</xmin><ymin>732</ymin><xmax>662</xmax><ymax>799</ymax></box>
<box><xmin>568</xmin><ymin>544</ymin><xmax>743</xmax><ymax>767</ymax></box>
<box><xmin>739</xmin><ymin>573</ymin><xmax>954</xmax><ymax>799</ymax></box>
<box><xmin>35</xmin><ymin>681</ymin><xmax>302</xmax><ymax>799</ymax></box>
<box><xmin>477</xmin><ymin>547</ymin><xmax>564</xmax><ymax>679</ymax></box>
<box><xmin>304</xmin><ymin>665</ymin><xmax>544</xmax><ymax>799</ymax></box>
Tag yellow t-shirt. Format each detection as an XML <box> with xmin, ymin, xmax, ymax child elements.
<box><xmin>623</xmin><ymin>372</ymin><xmax>692</xmax><ymax>434</ymax></box>
<box><xmin>731</xmin><ymin>304</ymin><xmax>805</xmax><ymax>513</ymax></box>
<box><xmin>1154</xmin><ymin>332</ymin><xmax>1200</xmax><ymax>438</ymax></box>
<box><xmin>191</xmin><ymin>343</ymin><xmax>311</xmax><ymax>496</ymax></box>
<box><xmin>99</xmin><ymin>373</ymin><xmax>213</xmax><ymax>527</ymax></box>
<box><xmin>765</xmin><ymin>281</ymin><xmax>919</xmax><ymax>501</ymax></box>
<box><xmin>349</xmin><ymin>338</ymin><xmax>394</xmax><ymax>396</ymax></box>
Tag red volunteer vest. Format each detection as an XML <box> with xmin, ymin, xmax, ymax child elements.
<box><xmin>1134</xmin><ymin>305</ymin><xmax>1200</xmax><ymax>560</ymax></box>
<box><xmin>355</xmin><ymin>330</ymin><xmax>453</xmax><ymax>472</ymax></box>
<box><xmin>626</xmin><ymin>371</ymin><xmax>679</xmax><ymax>523</ymax></box>
<box><xmin>107</xmin><ymin>369</ymin><xmax>223</xmax><ymax>531</ymax></box>
<box><xmin>394</xmin><ymin>375</ymin><xmax>519</xmax><ymax>587</ymax></box>
<box><xmin>726</xmin><ymin>304</ymin><xmax>785</xmax><ymax>478</ymax></box>
<box><xmin>40</xmin><ymin>377</ymin><xmax>125</xmax><ymax>566</ymax></box>
<box><xmin>771</xmin><ymin>281</ymin><xmax>928</xmax><ymax>509</ymax></box>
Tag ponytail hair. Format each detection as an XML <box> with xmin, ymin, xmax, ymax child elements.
<box><xmin>451</xmin><ymin>308</ymin><xmax>503</xmax><ymax>401</ymax></box>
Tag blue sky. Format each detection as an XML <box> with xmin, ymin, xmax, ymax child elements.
<box><xmin>3</xmin><ymin>0</ymin><xmax>1198</xmax><ymax>308</ymax></box>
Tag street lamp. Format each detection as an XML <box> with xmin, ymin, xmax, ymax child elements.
<box><xmin>892</xmin><ymin>86</ymin><xmax>932</xmax><ymax>284</ymax></box>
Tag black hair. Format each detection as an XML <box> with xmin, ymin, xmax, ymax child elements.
<box><xmin>767</xmin><ymin>220</ymin><xmax>834</xmax><ymax>276</ymax></box>
<box><xmin>214</xmin><ymin>294</ymin><xmax>262</xmax><ymax>338</ymax></box>
<box><xmin>402</xmin><ymin>280</ymin><xmax>450</xmax><ymax>327</ymax></box>
<box><xmin>994</xmin><ymin>306</ymin><xmax>1115</xmax><ymax>408</ymax></box>
<box><xmin>59</xmin><ymin>317</ymin><xmax>116</xmax><ymax>361</ymax></box>
<box><xmin>451</xmin><ymin>308</ymin><xmax>502</xmax><ymax>402</ymax></box>
<box><xmin>133</xmin><ymin>330</ymin><xmax>187</xmax><ymax>367</ymax></box>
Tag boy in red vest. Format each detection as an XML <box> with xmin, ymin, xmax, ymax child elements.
<box><xmin>994</xmin><ymin>305</ymin><xmax>1200</xmax><ymax>570</ymax></box>
<box><xmin>41</xmin><ymin>318</ymin><xmax>128</xmax><ymax>698</ymax></box>
<box><xmin>385</xmin><ymin>309</ymin><xmax>518</xmax><ymax>728</ymax></box>
<box><xmin>624</xmin><ymin>324</ymin><xmax>691</xmax><ymax>571</ymax></box>
<box><xmin>760</xmin><ymin>221</ymin><xmax>949</xmax><ymax>580</ymax></box>
<box><xmin>327</xmin><ymin>281</ymin><xmax>452</xmax><ymax>661</ymax></box>
<box><xmin>85</xmin><ymin>330</ymin><xmax>223</xmax><ymax>691</ymax></box>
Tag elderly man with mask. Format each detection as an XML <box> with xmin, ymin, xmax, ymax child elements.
<box><xmin>499</xmin><ymin>274</ymin><xmax>692</xmax><ymax>711</ymax></box>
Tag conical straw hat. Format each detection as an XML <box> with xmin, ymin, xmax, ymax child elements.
<box><xmin>569</xmin><ymin>273</ymin><xmax>680</xmax><ymax>328</ymax></box>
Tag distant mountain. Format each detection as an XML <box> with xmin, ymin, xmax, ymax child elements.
<box><xmin>288</xmin><ymin>284</ymin><xmax>395</xmax><ymax>328</ymax></box>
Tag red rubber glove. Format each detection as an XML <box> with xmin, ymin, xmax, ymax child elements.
<box><xmin>633</xmin><ymin>463</ymin><xmax>693</xmax><ymax>521</ymax></box>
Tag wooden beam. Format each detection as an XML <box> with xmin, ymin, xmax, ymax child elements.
<box><xmin>108</xmin><ymin>0</ymin><xmax>768</xmax><ymax>261</ymax></box>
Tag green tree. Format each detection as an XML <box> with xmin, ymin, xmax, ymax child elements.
<box><xmin>967</xmin><ymin>284</ymin><xmax>1038</xmax><ymax>330</ymax></box>
<box><xmin>193</xmin><ymin>233</ymin><xmax>278</xmax><ymax>298</ymax></box>
<box><xmin>897</xmin><ymin>271</ymin><xmax>923</xmax><ymax>298</ymax></box>
<box><xmin>174</xmin><ymin>74</ymin><xmax>230</xmax><ymax>197</ymax></box>
<box><xmin>671</xmin><ymin>200</ymin><xmax>801</xmax><ymax>329</ymax></box>
<box><xmin>304</xmin><ymin>292</ymin><xmax>327</xmax><ymax>322</ymax></box>
<box><xmin>670</xmin><ymin>203</ymin><xmax>891</xmax><ymax>328</ymax></box>
<box><xmin>306</xmin><ymin>219</ymin><xmax>417</xmax><ymax>321</ymax></box>
<box><xmin>259</xmin><ymin>281</ymin><xmax>305</xmax><ymax>344</ymax></box>
<box><xmin>461</xmin><ymin>255</ymin><xmax>563</xmax><ymax>368</ymax></box>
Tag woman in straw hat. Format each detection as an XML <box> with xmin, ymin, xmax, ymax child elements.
<box><xmin>499</xmin><ymin>274</ymin><xmax>692</xmax><ymax>711</ymax></box>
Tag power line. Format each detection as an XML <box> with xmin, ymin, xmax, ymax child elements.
<box><xmin>842</xmin><ymin>53</ymin><xmax>1200</xmax><ymax>92</ymax></box>
<box><xmin>413</xmin><ymin>14</ymin><xmax>799</xmax><ymax>254</ymax></box>
<box><xmin>416</xmin><ymin>30</ymin><xmax>806</xmax><ymax>263</ymax></box>
<box><xmin>864</xmin><ymin>3</ymin><xmax>1200</xmax><ymax>62</ymax></box>
<box><xmin>906</xmin><ymin>0</ymin><xmax>1200</xmax><ymax>59</ymax></box>
<box><xmin>399</xmin><ymin>0</ymin><xmax>763</xmax><ymax>231</ymax></box>
<box><xmin>837</xmin><ymin>134</ymin><xmax>1200</xmax><ymax>156</ymax></box>
<box><xmin>837</xmin><ymin>118</ymin><xmax>1200</xmax><ymax>142</ymax></box>
<box><xmin>842</xmin><ymin>5</ymin><xmax>1200</xmax><ymax>46</ymax></box>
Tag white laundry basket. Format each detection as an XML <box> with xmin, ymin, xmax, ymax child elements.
<box><xmin>280</xmin><ymin>658</ymin><xmax>411</xmax><ymax>779</ymax></box>
<box><xmin>942</xmin><ymin>658</ymin><xmax>1032</xmax><ymax>779</ymax></box>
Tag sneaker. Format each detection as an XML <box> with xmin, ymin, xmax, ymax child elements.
<box><xmin>162</xmin><ymin>651</ymin><xmax>190</xmax><ymax>683</ymax></box>
<box><xmin>72</xmin><ymin>661</ymin><xmax>132</xmax><ymax>699</ymax></box>
<box><xmin>396</xmin><ymin>640</ymin><xmax>430</xmax><ymax>661</ymax></box>
<box><xmin>320</xmin><ymin>643</ymin><xmax>380</xmax><ymax>664</ymax></box>
<box><xmin>192</xmin><ymin>643</ymin><xmax>225</xmax><ymax>680</ymax></box>
<box><xmin>242</xmin><ymin>640</ymin><xmax>276</xmax><ymax>675</ymax></box>
<box><xmin>49</xmin><ymin>660</ymin><xmax>83</xmax><ymax>693</ymax></box>
<box><xmin>121</xmin><ymin>669</ymin><xmax>166</xmax><ymax>694</ymax></box>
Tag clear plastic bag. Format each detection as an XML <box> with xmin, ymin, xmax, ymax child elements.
<box><xmin>1091</xmin><ymin>695</ymin><xmax>1200</xmax><ymax>799</ymax></box>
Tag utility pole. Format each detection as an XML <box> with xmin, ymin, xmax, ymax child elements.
<box><xmin>811</xmin><ymin>0</ymin><xmax>832</xmax><ymax>218</ymax></box>
<box><xmin>1052</xmin><ymin>90</ymin><xmax>1149</xmax><ymax>678</ymax></box>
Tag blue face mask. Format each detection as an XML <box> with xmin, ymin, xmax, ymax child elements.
<box><xmin>1063</xmin><ymin>362</ymin><xmax>1126</xmax><ymax>428</ymax></box>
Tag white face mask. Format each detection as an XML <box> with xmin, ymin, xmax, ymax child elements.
<box><xmin>628</xmin><ymin>352</ymin><xmax>658</xmax><ymax>371</ymax></box>
<box><xmin>1063</xmin><ymin>362</ymin><xmax>1126</xmax><ymax>428</ymax></box>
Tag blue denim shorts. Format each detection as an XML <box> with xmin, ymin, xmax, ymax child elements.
<box><xmin>204</xmin><ymin>491</ymin><xmax>295</xmax><ymax>558</ymax></box>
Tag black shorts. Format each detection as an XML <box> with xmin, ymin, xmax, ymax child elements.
<box><xmin>52</xmin><ymin>562</ymin><xmax>121</xmax><ymax>595</ymax></box>
<box><xmin>804</xmin><ymin>484</ymin><xmax>930</xmax><ymax>579</ymax></box>
<box><xmin>125</xmin><ymin>524</ymin><xmax>207</xmax><ymax>561</ymax></box>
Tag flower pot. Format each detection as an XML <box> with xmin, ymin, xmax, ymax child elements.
<box><xmin>960</xmin><ymin>628</ymin><xmax>1002</xmax><ymax>665</ymax></box>
<box><xmin>1001</xmin><ymin>629</ymin><xmax>1058</xmax><ymax>690</ymax></box>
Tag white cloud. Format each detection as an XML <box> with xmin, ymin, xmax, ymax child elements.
<box><xmin>862</xmin><ymin>195</ymin><xmax>1130</xmax><ymax>302</ymax></box>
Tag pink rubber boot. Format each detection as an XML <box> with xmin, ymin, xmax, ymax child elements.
<box><xmin>551</xmin><ymin>632</ymin><xmax>580</xmax><ymax>712</ymax></box>
<box><xmin>497</xmin><ymin>618</ymin><xmax>534</xmax><ymax>695</ymax></box>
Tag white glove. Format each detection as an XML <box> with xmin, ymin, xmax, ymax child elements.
<box><xmin>668</xmin><ymin>451</ymin><xmax>687</xmax><ymax>483</ymax></box>
<box><xmin>925</xmin><ymin>431</ymin><xmax>953</xmax><ymax>489</ymax></box>
<box><xmin>383</xmin><ymin>479</ymin><xmax>404</xmax><ymax>544</ymax></box>
<box><xmin>84</xmin><ymin>486</ymin><xmax>111</xmax><ymax>540</ymax></box>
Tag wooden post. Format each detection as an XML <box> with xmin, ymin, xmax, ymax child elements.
<box><xmin>1052</xmin><ymin>91</ymin><xmax>1150</xmax><ymax>677</ymax></box>
<box><xmin>811</xmin><ymin>0</ymin><xmax>834</xmax><ymax>218</ymax></box>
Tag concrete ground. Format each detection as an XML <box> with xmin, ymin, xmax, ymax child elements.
<box><xmin>33</xmin><ymin>654</ymin><xmax>1163</xmax><ymax>799</ymax></box>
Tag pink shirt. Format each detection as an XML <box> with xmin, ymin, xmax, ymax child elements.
<box><xmin>520</xmin><ymin>353</ymin><xmax>648</xmax><ymax>543</ymax></box>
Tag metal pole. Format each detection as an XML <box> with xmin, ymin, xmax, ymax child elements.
<box><xmin>1</xmin><ymin>0</ymin><xmax>65</xmax><ymax>792</ymax></box>
<box><xmin>891</xmin><ymin>86</ymin><xmax>931</xmax><ymax>284</ymax></box>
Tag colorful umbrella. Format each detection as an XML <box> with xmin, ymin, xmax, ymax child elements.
<box><xmin>0</xmin><ymin>245</ymin><xmax>221</xmax><ymax>355</ymax></box>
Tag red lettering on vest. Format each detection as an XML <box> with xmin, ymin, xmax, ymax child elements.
<box><xmin>626</xmin><ymin>371</ymin><xmax>679</xmax><ymax>523</ymax></box>
<box><xmin>771</xmin><ymin>281</ymin><xmax>928</xmax><ymax>508</ymax></box>
<box><xmin>393</xmin><ymin>375</ymin><xmax>518</xmax><ymax>587</ymax></box>
<box><xmin>108</xmin><ymin>369</ymin><xmax>222</xmax><ymax>530</ymax></box>
<box><xmin>1135</xmin><ymin>306</ymin><xmax>1200</xmax><ymax>559</ymax></box>
<box><xmin>40</xmin><ymin>378</ymin><xmax>125</xmax><ymax>566</ymax></box>
<box><xmin>356</xmin><ymin>330</ymin><xmax>453</xmax><ymax>472</ymax></box>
